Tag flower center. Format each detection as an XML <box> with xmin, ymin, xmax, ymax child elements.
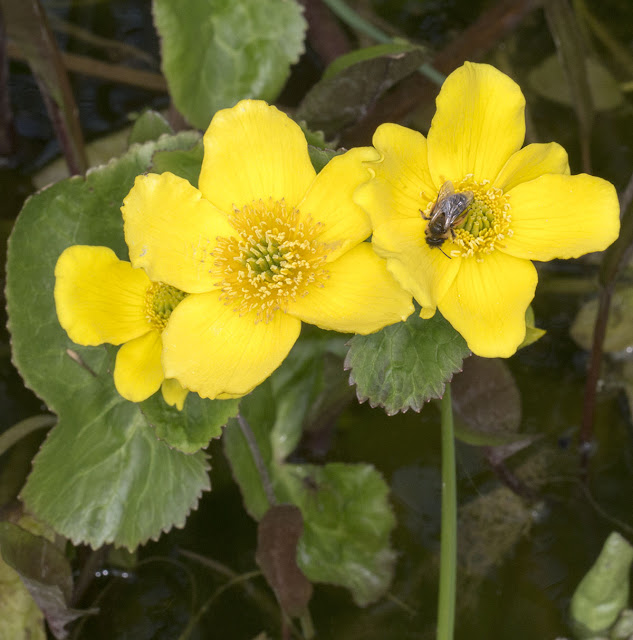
<box><xmin>425</xmin><ymin>176</ymin><xmax>512</xmax><ymax>261</ymax></box>
<box><xmin>211</xmin><ymin>198</ymin><xmax>330</xmax><ymax>322</ymax></box>
<box><xmin>145</xmin><ymin>282</ymin><xmax>187</xmax><ymax>331</ymax></box>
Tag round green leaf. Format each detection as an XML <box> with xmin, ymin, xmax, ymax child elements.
<box><xmin>153</xmin><ymin>0</ymin><xmax>307</xmax><ymax>129</ymax></box>
<box><xmin>6</xmin><ymin>134</ymin><xmax>225</xmax><ymax>549</ymax></box>
<box><xmin>345</xmin><ymin>312</ymin><xmax>470</xmax><ymax>415</ymax></box>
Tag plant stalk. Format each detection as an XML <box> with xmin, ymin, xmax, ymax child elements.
<box><xmin>437</xmin><ymin>383</ymin><xmax>457</xmax><ymax>640</ymax></box>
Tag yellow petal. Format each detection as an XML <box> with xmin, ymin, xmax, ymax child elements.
<box><xmin>494</xmin><ymin>142</ymin><xmax>570</xmax><ymax>192</ymax></box>
<box><xmin>438</xmin><ymin>252</ymin><xmax>538</xmax><ymax>358</ymax></box>
<box><xmin>503</xmin><ymin>173</ymin><xmax>620</xmax><ymax>261</ymax></box>
<box><xmin>285</xmin><ymin>242</ymin><xmax>414</xmax><ymax>334</ymax></box>
<box><xmin>54</xmin><ymin>245</ymin><xmax>151</xmax><ymax>346</ymax></box>
<box><xmin>198</xmin><ymin>100</ymin><xmax>316</xmax><ymax>211</ymax></box>
<box><xmin>161</xmin><ymin>378</ymin><xmax>189</xmax><ymax>411</ymax></box>
<box><xmin>162</xmin><ymin>291</ymin><xmax>301</xmax><ymax>399</ymax></box>
<box><xmin>371</xmin><ymin>218</ymin><xmax>461</xmax><ymax>317</ymax></box>
<box><xmin>297</xmin><ymin>147</ymin><xmax>378</xmax><ymax>263</ymax></box>
<box><xmin>113</xmin><ymin>329</ymin><xmax>163</xmax><ymax>402</ymax></box>
<box><xmin>355</xmin><ymin>122</ymin><xmax>436</xmax><ymax>230</ymax></box>
<box><xmin>427</xmin><ymin>62</ymin><xmax>525</xmax><ymax>185</ymax></box>
<box><xmin>122</xmin><ymin>172</ymin><xmax>238</xmax><ymax>293</ymax></box>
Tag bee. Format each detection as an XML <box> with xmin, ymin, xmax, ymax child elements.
<box><xmin>421</xmin><ymin>180</ymin><xmax>473</xmax><ymax>257</ymax></box>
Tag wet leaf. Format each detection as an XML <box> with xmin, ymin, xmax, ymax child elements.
<box><xmin>571</xmin><ymin>287</ymin><xmax>633</xmax><ymax>353</ymax></box>
<box><xmin>345</xmin><ymin>312</ymin><xmax>470</xmax><ymax>415</ymax></box>
<box><xmin>6</xmin><ymin>134</ymin><xmax>226</xmax><ymax>548</ymax></box>
<box><xmin>255</xmin><ymin>505</ymin><xmax>312</xmax><ymax>617</ymax></box>
<box><xmin>570</xmin><ymin>531</ymin><xmax>633</xmax><ymax>635</ymax></box>
<box><xmin>128</xmin><ymin>110</ymin><xmax>173</xmax><ymax>145</ymax></box>
<box><xmin>153</xmin><ymin>0</ymin><xmax>307</xmax><ymax>129</ymax></box>
<box><xmin>296</xmin><ymin>42</ymin><xmax>427</xmax><ymax>138</ymax></box>
<box><xmin>528</xmin><ymin>54</ymin><xmax>623</xmax><ymax>112</ymax></box>
<box><xmin>0</xmin><ymin>522</ymin><xmax>96</xmax><ymax>639</ymax></box>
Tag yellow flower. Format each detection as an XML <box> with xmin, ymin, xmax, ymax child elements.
<box><xmin>54</xmin><ymin>245</ymin><xmax>189</xmax><ymax>408</ymax></box>
<box><xmin>121</xmin><ymin>100</ymin><xmax>413</xmax><ymax>399</ymax></box>
<box><xmin>355</xmin><ymin>62</ymin><xmax>620</xmax><ymax>357</ymax></box>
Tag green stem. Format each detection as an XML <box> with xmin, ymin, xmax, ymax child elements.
<box><xmin>437</xmin><ymin>383</ymin><xmax>457</xmax><ymax>640</ymax></box>
<box><xmin>0</xmin><ymin>414</ymin><xmax>56</xmax><ymax>457</ymax></box>
<box><xmin>320</xmin><ymin>0</ymin><xmax>445</xmax><ymax>86</ymax></box>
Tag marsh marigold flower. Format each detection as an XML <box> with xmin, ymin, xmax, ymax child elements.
<box><xmin>355</xmin><ymin>62</ymin><xmax>620</xmax><ymax>357</ymax></box>
<box><xmin>121</xmin><ymin>100</ymin><xmax>413</xmax><ymax>399</ymax></box>
<box><xmin>54</xmin><ymin>245</ymin><xmax>189</xmax><ymax>408</ymax></box>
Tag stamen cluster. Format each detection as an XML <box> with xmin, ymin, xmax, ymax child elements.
<box><xmin>212</xmin><ymin>198</ymin><xmax>330</xmax><ymax>322</ymax></box>
<box><xmin>145</xmin><ymin>282</ymin><xmax>187</xmax><ymax>331</ymax></box>
<box><xmin>450</xmin><ymin>175</ymin><xmax>512</xmax><ymax>261</ymax></box>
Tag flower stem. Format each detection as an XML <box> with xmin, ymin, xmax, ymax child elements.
<box><xmin>437</xmin><ymin>383</ymin><xmax>457</xmax><ymax>640</ymax></box>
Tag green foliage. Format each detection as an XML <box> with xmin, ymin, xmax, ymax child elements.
<box><xmin>570</xmin><ymin>531</ymin><xmax>633</xmax><ymax>636</ymax></box>
<box><xmin>128</xmin><ymin>110</ymin><xmax>174</xmax><ymax>145</ymax></box>
<box><xmin>150</xmin><ymin>138</ymin><xmax>204</xmax><ymax>187</ymax></box>
<box><xmin>296</xmin><ymin>42</ymin><xmax>427</xmax><ymax>138</ymax></box>
<box><xmin>5</xmin><ymin>134</ymin><xmax>238</xmax><ymax>549</ymax></box>
<box><xmin>153</xmin><ymin>0</ymin><xmax>307</xmax><ymax>130</ymax></box>
<box><xmin>345</xmin><ymin>312</ymin><xmax>470</xmax><ymax>415</ymax></box>
<box><xmin>0</xmin><ymin>520</ymin><xmax>94</xmax><ymax>638</ymax></box>
<box><xmin>223</xmin><ymin>339</ymin><xmax>396</xmax><ymax>606</ymax></box>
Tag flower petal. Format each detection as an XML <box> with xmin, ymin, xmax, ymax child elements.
<box><xmin>427</xmin><ymin>62</ymin><xmax>525</xmax><ymax>185</ymax></box>
<box><xmin>355</xmin><ymin>122</ymin><xmax>436</xmax><ymax>230</ymax></box>
<box><xmin>54</xmin><ymin>245</ymin><xmax>151</xmax><ymax>346</ymax></box>
<box><xmin>162</xmin><ymin>291</ymin><xmax>301</xmax><ymax>399</ymax></box>
<box><xmin>298</xmin><ymin>147</ymin><xmax>378</xmax><ymax>262</ymax></box>
<box><xmin>371</xmin><ymin>218</ymin><xmax>461</xmax><ymax>318</ymax></box>
<box><xmin>285</xmin><ymin>242</ymin><xmax>414</xmax><ymax>334</ymax></box>
<box><xmin>122</xmin><ymin>172</ymin><xmax>238</xmax><ymax>293</ymax></box>
<box><xmin>438</xmin><ymin>251</ymin><xmax>538</xmax><ymax>358</ymax></box>
<box><xmin>161</xmin><ymin>378</ymin><xmax>189</xmax><ymax>411</ymax></box>
<box><xmin>503</xmin><ymin>173</ymin><xmax>620</xmax><ymax>261</ymax></box>
<box><xmin>494</xmin><ymin>142</ymin><xmax>570</xmax><ymax>192</ymax></box>
<box><xmin>113</xmin><ymin>329</ymin><xmax>163</xmax><ymax>402</ymax></box>
<box><xmin>198</xmin><ymin>100</ymin><xmax>316</xmax><ymax>211</ymax></box>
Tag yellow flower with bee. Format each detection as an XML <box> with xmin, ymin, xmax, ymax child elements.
<box><xmin>355</xmin><ymin>62</ymin><xmax>620</xmax><ymax>357</ymax></box>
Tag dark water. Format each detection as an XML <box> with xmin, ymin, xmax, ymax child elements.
<box><xmin>2</xmin><ymin>1</ymin><xmax>633</xmax><ymax>638</ymax></box>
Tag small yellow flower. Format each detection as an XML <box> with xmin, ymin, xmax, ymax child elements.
<box><xmin>355</xmin><ymin>62</ymin><xmax>620</xmax><ymax>357</ymax></box>
<box><xmin>54</xmin><ymin>245</ymin><xmax>188</xmax><ymax>408</ymax></box>
<box><xmin>121</xmin><ymin>100</ymin><xmax>413</xmax><ymax>399</ymax></box>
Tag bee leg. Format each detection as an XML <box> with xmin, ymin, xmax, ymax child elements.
<box><xmin>420</xmin><ymin>209</ymin><xmax>431</xmax><ymax>220</ymax></box>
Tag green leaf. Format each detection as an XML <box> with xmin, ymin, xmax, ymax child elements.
<box><xmin>276</xmin><ymin>463</ymin><xmax>396</xmax><ymax>607</ymax></box>
<box><xmin>296</xmin><ymin>42</ymin><xmax>427</xmax><ymax>138</ymax></box>
<box><xmin>150</xmin><ymin>137</ymin><xmax>204</xmax><ymax>187</ymax></box>
<box><xmin>528</xmin><ymin>54</ymin><xmax>623</xmax><ymax>112</ymax></box>
<box><xmin>307</xmin><ymin>146</ymin><xmax>343</xmax><ymax>174</ymax></box>
<box><xmin>153</xmin><ymin>0</ymin><xmax>307</xmax><ymax>129</ymax></box>
<box><xmin>128</xmin><ymin>109</ymin><xmax>173</xmax><ymax>145</ymax></box>
<box><xmin>6</xmin><ymin>134</ymin><xmax>220</xmax><ymax>549</ymax></box>
<box><xmin>223</xmin><ymin>383</ymin><xmax>276</xmax><ymax>521</ymax></box>
<box><xmin>571</xmin><ymin>287</ymin><xmax>633</xmax><ymax>353</ymax></box>
<box><xmin>224</xmin><ymin>379</ymin><xmax>396</xmax><ymax>605</ymax></box>
<box><xmin>140</xmin><ymin>391</ymin><xmax>239</xmax><ymax>454</ymax></box>
<box><xmin>0</xmin><ymin>521</ymin><xmax>95</xmax><ymax>638</ymax></box>
<box><xmin>345</xmin><ymin>312</ymin><xmax>470</xmax><ymax>415</ymax></box>
<box><xmin>570</xmin><ymin>531</ymin><xmax>633</xmax><ymax>635</ymax></box>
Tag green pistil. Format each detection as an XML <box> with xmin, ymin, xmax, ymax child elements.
<box><xmin>147</xmin><ymin>283</ymin><xmax>187</xmax><ymax>330</ymax></box>
<box><xmin>459</xmin><ymin>200</ymin><xmax>494</xmax><ymax>238</ymax></box>
<box><xmin>245</xmin><ymin>239</ymin><xmax>286</xmax><ymax>279</ymax></box>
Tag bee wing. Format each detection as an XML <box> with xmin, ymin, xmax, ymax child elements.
<box><xmin>445</xmin><ymin>191</ymin><xmax>474</xmax><ymax>225</ymax></box>
<box><xmin>436</xmin><ymin>181</ymin><xmax>455</xmax><ymax>201</ymax></box>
